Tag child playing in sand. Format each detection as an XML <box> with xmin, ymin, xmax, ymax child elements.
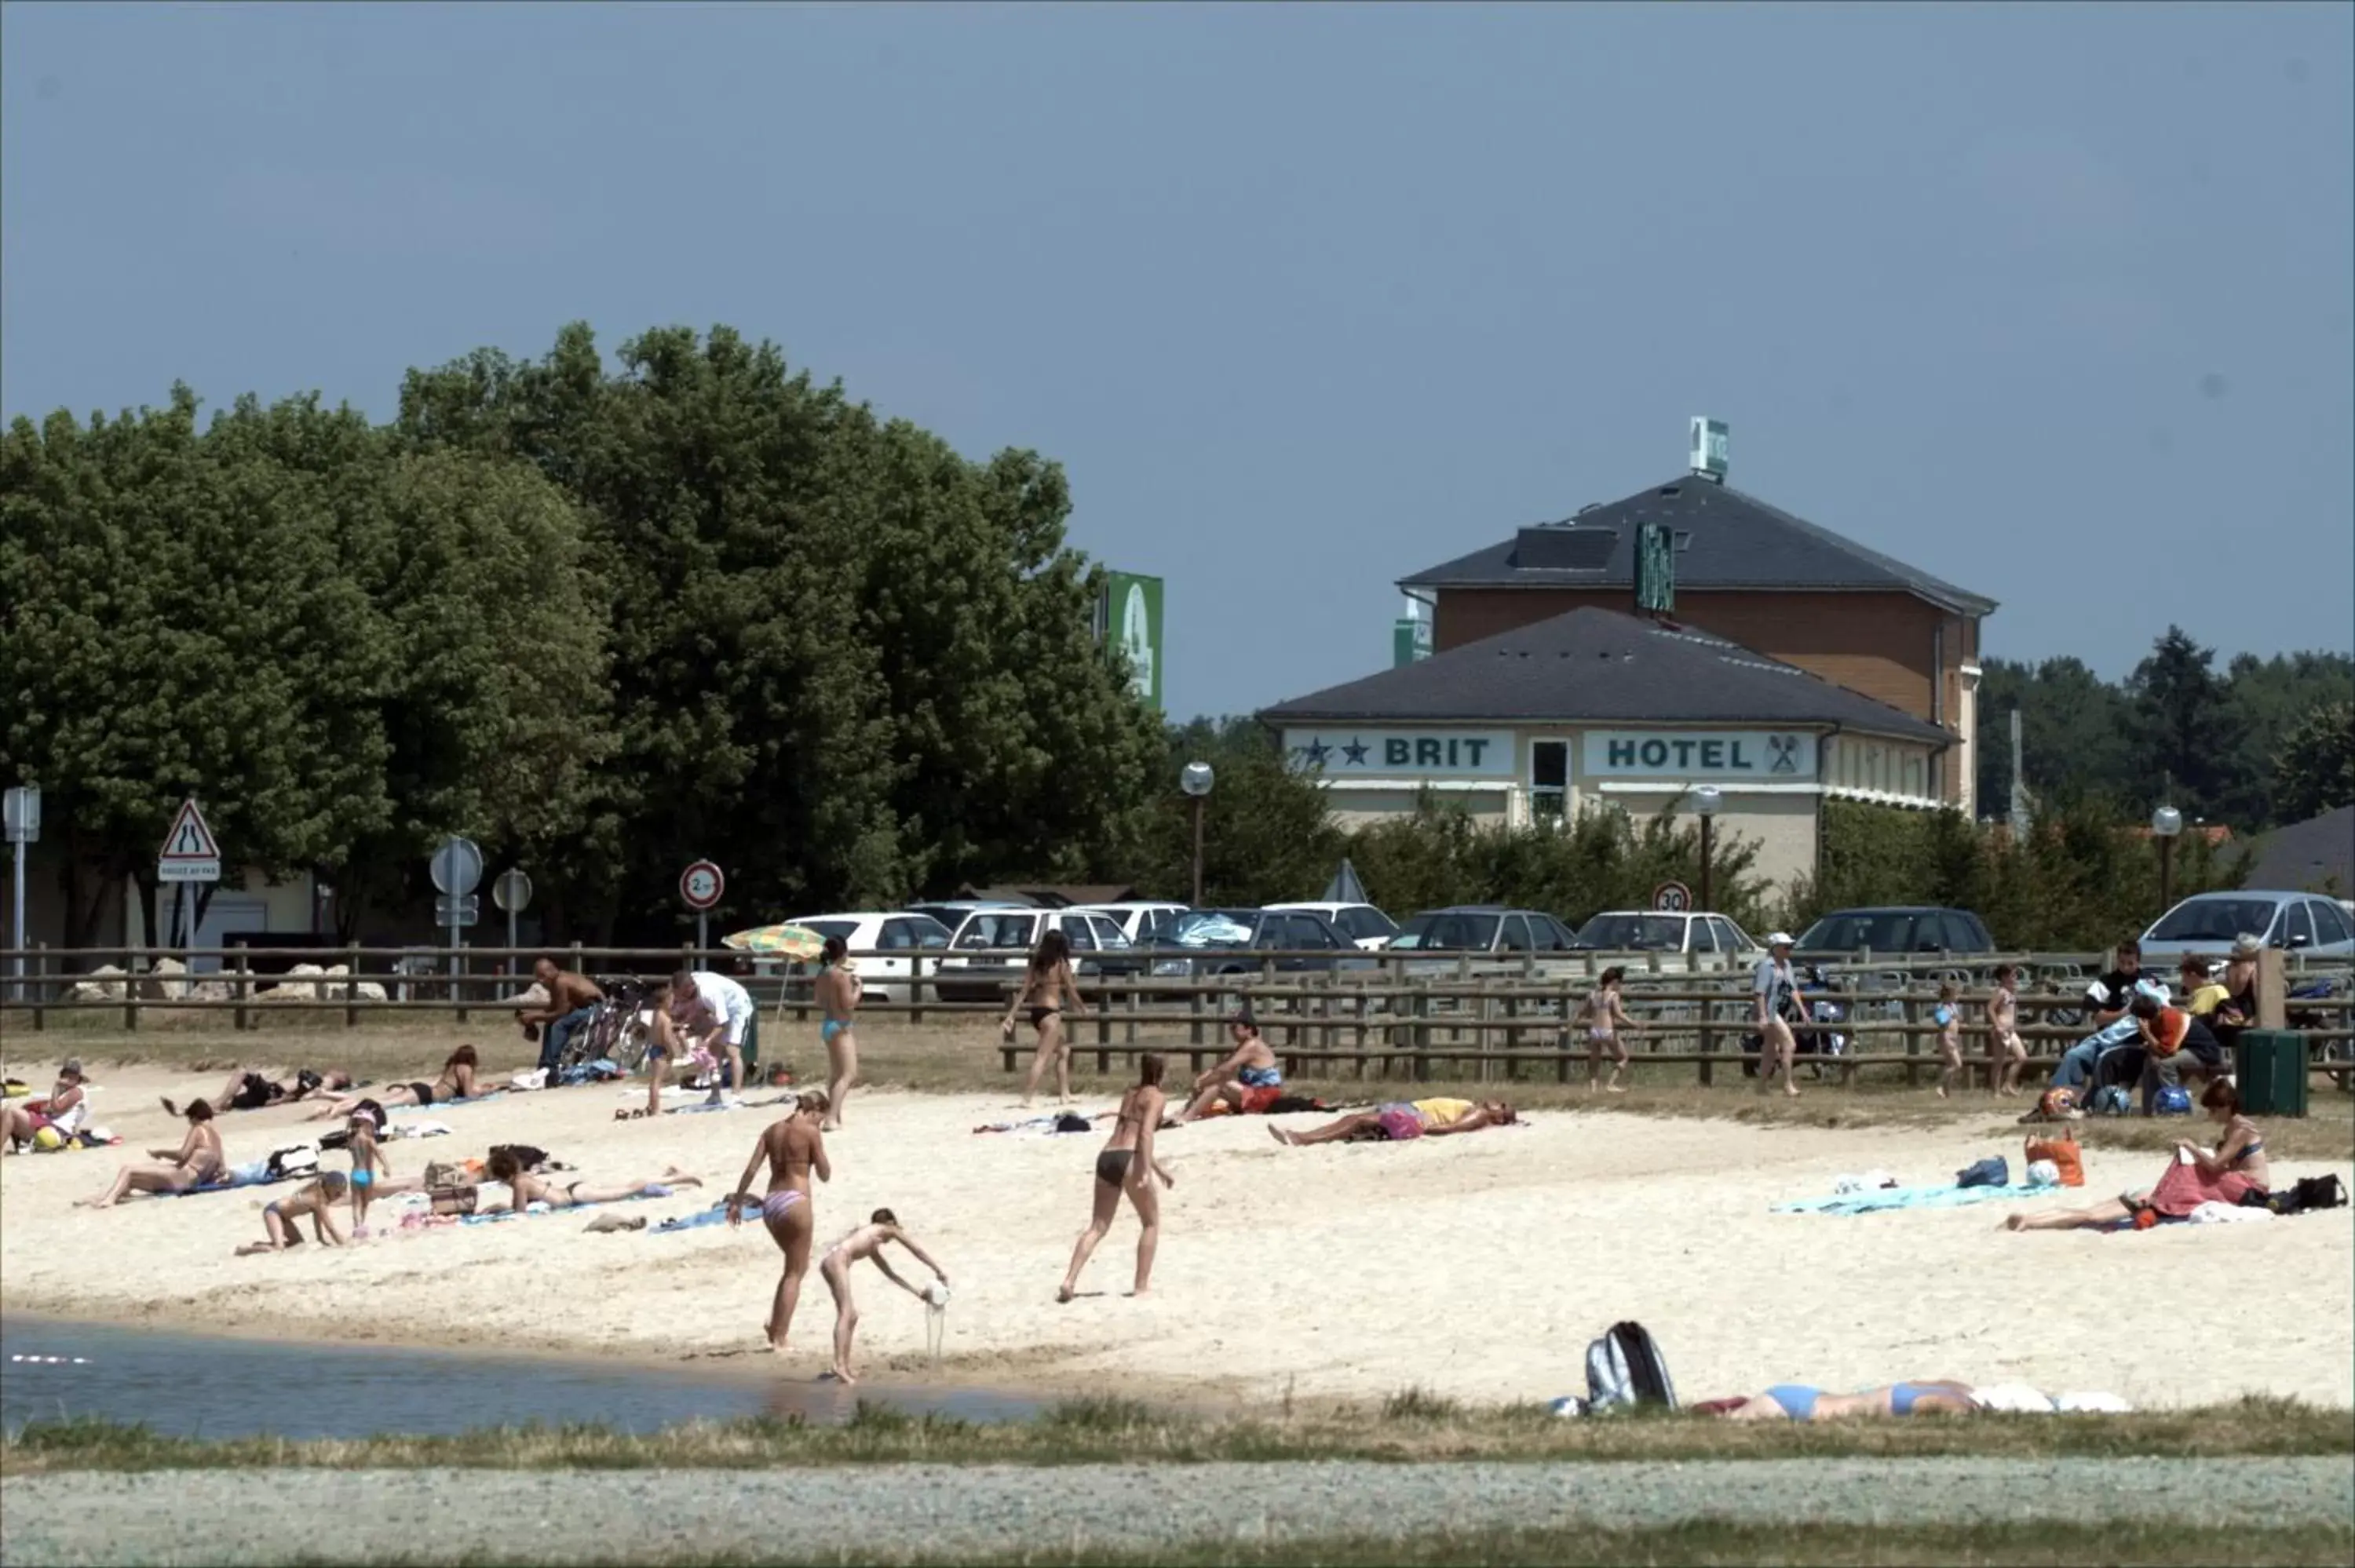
<box><xmin>1576</xmin><ymin>968</ymin><xmax>1641</xmax><ymax>1093</ymax></box>
<box><xmin>1933</xmin><ymin>983</ymin><xmax>1963</xmax><ymax>1098</ymax></box>
<box><xmin>1989</xmin><ymin>965</ymin><xmax>2027</xmax><ymax>1097</ymax></box>
<box><xmin>236</xmin><ymin>1171</ymin><xmax>351</xmax><ymax>1254</ymax></box>
<box><xmin>820</xmin><ymin>1208</ymin><xmax>949</xmax><ymax>1384</ymax></box>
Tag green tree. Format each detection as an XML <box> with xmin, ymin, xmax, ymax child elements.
<box><xmin>2127</xmin><ymin>626</ymin><xmax>2251</xmax><ymax>822</ymax></box>
<box><xmin>1975</xmin><ymin>655</ymin><xmax>2135</xmax><ymax>816</ymax></box>
<box><xmin>2273</xmin><ymin>701</ymin><xmax>2355</xmax><ymax>822</ymax></box>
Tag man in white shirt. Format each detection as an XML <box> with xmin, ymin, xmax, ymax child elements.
<box><xmin>671</xmin><ymin>968</ymin><xmax>758</xmax><ymax>1101</ymax></box>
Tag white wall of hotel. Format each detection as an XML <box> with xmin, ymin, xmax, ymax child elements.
<box><xmin>1277</xmin><ymin>724</ymin><xmax>1946</xmax><ymax>892</ymax></box>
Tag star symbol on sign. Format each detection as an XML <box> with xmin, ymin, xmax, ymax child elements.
<box><xmin>1301</xmin><ymin>738</ymin><xmax>1332</xmax><ymax>768</ymax></box>
<box><xmin>1342</xmin><ymin>738</ymin><xmax>1370</xmax><ymax>766</ymax></box>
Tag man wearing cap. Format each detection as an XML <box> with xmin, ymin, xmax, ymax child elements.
<box><xmin>1753</xmin><ymin>933</ymin><xmax>1802</xmax><ymax>1097</ymax></box>
<box><xmin>2</xmin><ymin>1060</ymin><xmax>89</xmax><ymax>1152</ymax></box>
<box><xmin>1174</xmin><ymin>1012</ymin><xmax>1283</xmax><ymax>1122</ymax></box>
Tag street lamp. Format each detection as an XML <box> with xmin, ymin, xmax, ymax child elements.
<box><xmin>2152</xmin><ymin>804</ymin><xmax>2183</xmax><ymax>911</ymax></box>
<box><xmin>1692</xmin><ymin>786</ymin><xmax>1722</xmax><ymax>913</ymax></box>
<box><xmin>1181</xmin><ymin>762</ymin><xmax>1215</xmax><ymax>907</ymax></box>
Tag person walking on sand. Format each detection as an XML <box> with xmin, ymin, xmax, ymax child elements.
<box><xmin>1989</xmin><ymin>965</ymin><xmax>2028</xmax><ymax>1097</ymax></box>
<box><xmin>729</xmin><ymin>1089</ymin><xmax>833</xmax><ymax>1351</ymax></box>
<box><xmin>1754</xmin><ymin>933</ymin><xmax>1802</xmax><ymax>1098</ymax></box>
<box><xmin>236</xmin><ymin>1171</ymin><xmax>351</xmax><ymax>1254</ymax></box>
<box><xmin>1058</xmin><ymin>1054</ymin><xmax>1173</xmax><ymax>1302</ymax></box>
<box><xmin>820</xmin><ymin>1208</ymin><xmax>949</xmax><ymax>1384</ymax></box>
<box><xmin>78</xmin><ymin>1099</ymin><xmax>226</xmax><ymax>1207</ymax></box>
<box><xmin>345</xmin><ymin>1103</ymin><xmax>392</xmax><ymax>1234</ymax></box>
<box><xmin>1006</xmin><ymin>929</ymin><xmax>1087</xmax><ymax>1109</ymax></box>
<box><xmin>1577</xmin><ymin>968</ymin><xmax>1641</xmax><ymax>1093</ymax></box>
<box><xmin>1933</xmin><ymin>983</ymin><xmax>1964</xmax><ymax>1098</ymax></box>
<box><xmin>814</xmin><ymin>938</ymin><xmax>860</xmax><ymax>1130</ymax></box>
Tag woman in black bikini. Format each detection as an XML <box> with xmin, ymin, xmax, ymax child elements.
<box><xmin>1004</xmin><ymin>929</ymin><xmax>1087</xmax><ymax>1109</ymax></box>
<box><xmin>728</xmin><ymin>1089</ymin><xmax>832</xmax><ymax>1352</ymax></box>
<box><xmin>80</xmin><ymin>1099</ymin><xmax>226</xmax><ymax>1208</ymax></box>
<box><xmin>169</xmin><ymin>1066</ymin><xmax>352</xmax><ymax>1118</ymax></box>
<box><xmin>305</xmin><ymin>1048</ymin><xmax>484</xmax><ymax>1121</ymax></box>
<box><xmin>1057</xmin><ymin>1054</ymin><xmax>1174</xmax><ymax>1302</ymax></box>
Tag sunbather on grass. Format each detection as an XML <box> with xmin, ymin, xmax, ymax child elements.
<box><xmin>1719</xmin><ymin>1380</ymin><xmax>1977</xmax><ymax>1421</ymax></box>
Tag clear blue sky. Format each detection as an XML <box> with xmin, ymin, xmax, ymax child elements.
<box><xmin>5</xmin><ymin>2</ymin><xmax>2350</xmax><ymax>720</ymax></box>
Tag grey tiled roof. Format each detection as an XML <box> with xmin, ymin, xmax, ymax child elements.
<box><xmin>1258</xmin><ymin>605</ymin><xmax>1952</xmax><ymax>743</ymax></box>
<box><xmin>1398</xmin><ymin>476</ymin><xmax>1997</xmax><ymax>614</ymax></box>
<box><xmin>2244</xmin><ymin>805</ymin><xmax>2355</xmax><ymax>894</ymax></box>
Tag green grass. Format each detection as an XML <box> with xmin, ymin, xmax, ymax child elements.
<box><xmin>267</xmin><ymin>1521</ymin><xmax>2355</xmax><ymax>1568</ymax></box>
<box><xmin>6</xmin><ymin>1395</ymin><xmax>2350</xmax><ymax>1475</ymax></box>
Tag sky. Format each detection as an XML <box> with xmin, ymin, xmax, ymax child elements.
<box><xmin>4</xmin><ymin>2</ymin><xmax>2350</xmax><ymax>720</ymax></box>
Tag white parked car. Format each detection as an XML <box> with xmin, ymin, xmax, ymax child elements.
<box><xmin>2138</xmin><ymin>891</ymin><xmax>2355</xmax><ymax>965</ymax></box>
<box><xmin>1568</xmin><ymin>910</ymin><xmax>1763</xmax><ymax>972</ymax></box>
<box><xmin>780</xmin><ymin>911</ymin><xmax>955</xmax><ymax>1004</ymax></box>
<box><xmin>1264</xmin><ymin>901</ymin><xmax>1401</xmax><ymax>951</ymax></box>
<box><xmin>1067</xmin><ymin>902</ymin><xmax>1190</xmax><ymax>946</ymax></box>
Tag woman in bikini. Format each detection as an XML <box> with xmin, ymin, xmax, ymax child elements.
<box><xmin>487</xmin><ymin>1147</ymin><xmax>701</xmax><ymax>1211</ymax></box>
<box><xmin>1720</xmin><ymin>1380</ymin><xmax>1978</xmax><ymax>1422</ymax></box>
<box><xmin>236</xmin><ymin>1171</ymin><xmax>351</xmax><ymax>1254</ymax></box>
<box><xmin>1058</xmin><ymin>1054</ymin><xmax>1174</xmax><ymax>1302</ymax></box>
<box><xmin>173</xmin><ymin>1065</ymin><xmax>354</xmax><ymax>1118</ymax></box>
<box><xmin>80</xmin><ymin>1099</ymin><xmax>226</xmax><ymax>1207</ymax></box>
<box><xmin>815</xmin><ymin>937</ymin><xmax>860</xmax><ymax>1130</ymax></box>
<box><xmin>1006</xmin><ymin>928</ymin><xmax>1086</xmax><ymax>1109</ymax></box>
<box><xmin>820</xmin><ymin>1207</ymin><xmax>949</xmax><ymax>1384</ymax></box>
<box><xmin>1578</xmin><ymin>968</ymin><xmax>1641</xmax><ymax>1093</ymax></box>
<box><xmin>305</xmin><ymin>1049</ymin><xmax>486</xmax><ymax>1122</ymax></box>
<box><xmin>2003</xmin><ymin>1077</ymin><xmax>2270</xmax><ymax>1231</ymax></box>
<box><xmin>729</xmin><ymin>1089</ymin><xmax>833</xmax><ymax>1351</ymax></box>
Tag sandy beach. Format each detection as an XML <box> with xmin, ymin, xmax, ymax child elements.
<box><xmin>4</xmin><ymin>1064</ymin><xmax>2350</xmax><ymax>1410</ymax></box>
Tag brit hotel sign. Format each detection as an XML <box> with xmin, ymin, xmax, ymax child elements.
<box><xmin>1583</xmin><ymin>730</ymin><xmax>1818</xmax><ymax>779</ymax></box>
<box><xmin>1281</xmin><ymin>727</ymin><xmax>1819</xmax><ymax>781</ymax></box>
<box><xmin>1282</xmin><ymin>730</ymin><xmax>1516</xmax><ymax>776</ymax></box>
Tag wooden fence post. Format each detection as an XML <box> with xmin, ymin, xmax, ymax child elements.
<box><xmin>32</xmin><ymin>942</ymin><xmax>46</xmax><ymax>1031</ymax></box>
<box><xmin>346</xmin><ymin>941</ymin><xmax>362</xmax><ymax>1029</ymax></box>
<box><xmin>910</xmin><ymin>954</ymin><xmax>926</xmax><ymax>1027</ymax></box>
<box><xmin>122</xmin><ymin>950</ymin><xmax>138</xmax><ymax>1032</ymax></box>
<box><xmin>234</xmin><ymin>949</ymin><xmax>252</xmax><ymax>1032</ymax></box>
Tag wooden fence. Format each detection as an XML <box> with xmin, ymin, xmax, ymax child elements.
<box><xmin>4</xmin><ymin>943</ymin><xmax>2348</xmax><ymax>1093</ymax></box>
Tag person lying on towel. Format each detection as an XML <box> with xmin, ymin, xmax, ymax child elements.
<box><xmin>1269</xmin><ymin>1099</ymin><xmax>1514</xmax><ymax>1147</ymax></box>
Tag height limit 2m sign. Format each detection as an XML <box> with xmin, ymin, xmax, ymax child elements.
<box><xmin>157</xmin><ymin>798</ymin><xmax>222</xmax><ymax>884</ymax></box>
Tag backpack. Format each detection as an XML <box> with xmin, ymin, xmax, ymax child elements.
<box><xmin>2266</xmin><ymin>1174</ymin><xmax>2350</xmax><ymax>1216</ymax></box>
<box><xmin>265</xmin><ymin>1143</ymin><xmax>320</xmax><ymax>1180</ymax></box>
<box><xmin>1584</xmin><ymin>1321</ymin><xmax>1677</xmax><ymax>1412</ymax></box>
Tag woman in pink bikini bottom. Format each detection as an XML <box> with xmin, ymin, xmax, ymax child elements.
<box><xmin>730</xmin><ymin>1088</ymin><xmax>832</xmax><ymax>1352</ymax></box>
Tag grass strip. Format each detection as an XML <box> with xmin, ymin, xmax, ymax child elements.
<box><xmin>6</xmin><ymin>1394</ymin><xmax>2350</xmax><ymax>1474</ymax></box>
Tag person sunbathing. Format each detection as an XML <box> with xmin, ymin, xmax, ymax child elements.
<box><xmin>236</xmin><ymin>1172</ymin><xmax>351</xmax><ymax>1254</ymax></box>
<box><xmin>487</xmin><ymin>1147</ymin><xmax>701</xmax><ymax>1210</ymax></box>
<box><xmin>78</xmin><ymin>1099</ymin><xmax>226</xmax><ymax>1207</ymax></box>
<box><xmin>3</xmin><ymin>1060</ymin><xmax>90</xmax><ymax>1152</ymax></box>
<box><xmin>167</xmin><ymin>1066</ymin><xmax>352</xmax><ymax>1118</ymax></box>
<box><xmin>1174</xmin><ymin>1016</ymin><xmax>1283</xmax><ymax>1122</ymax></box>
<box><xmin>305</xmin><ymin>1048</ymin><xmax>484</xmax><ymax>1120</ymax></box>
<box><xmin>2004</xmin><ymin>1079</ymin><xmax>2269</xmax><ymax>1231</ymax></box>
<box><xmin>1269</xmin><ymin>1098</ymin><xmax>1515</xmax><ymax>1146</ymax></box>
<box><xmin>1718</xmin><ymin>1380</ymin><xmax>1978</xmax><ymax>1421</ymax></box>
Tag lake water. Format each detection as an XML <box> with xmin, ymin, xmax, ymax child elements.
<box><xmin>0</xmin><ymin>1316</ymin><xmax>1041</xmax><ymax>1439</ymax></box>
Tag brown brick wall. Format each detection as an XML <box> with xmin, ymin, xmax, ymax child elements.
<box><xmin>1433</xmin><ymin>587</ymin><xmax>1977</xmax><ymax>801</ymax></box>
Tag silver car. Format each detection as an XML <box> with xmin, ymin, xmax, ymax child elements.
<box><xmin>2138</xmin><ymin>890</ymin><xmax>2355</xmax><ymax>965</ymax></box>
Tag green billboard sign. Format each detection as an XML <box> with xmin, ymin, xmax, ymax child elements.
<box><xmin>1099</xmin><ymin>571</ymin><xmax>1165</xmax><ymax>711</ymax></box>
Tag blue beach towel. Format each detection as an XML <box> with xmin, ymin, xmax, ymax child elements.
<box><xmin>652</xmin><ymin>1202</ymin><xmax>743</xmax><ymax>1235</ymax></box>
<box><xmin>1773</xmin><ymin>1183</ymin><xmax>2049</xmax><ymax>1216</ymax></box>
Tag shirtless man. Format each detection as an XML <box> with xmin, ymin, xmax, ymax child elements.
<box><xmin>520</xmin><ymin>957</ymin><xmax>605</xmax><ymax>1076</ymax></box>
<box><xmin>729</xmin><ymin>1090</ymin><xmax>833</xmax><ymax>1351</ymax></box>
<box><xmin>1269</xmin><ymin>1098</ymin><xmax>1517</xmax><ymax>1147</ymax></box>
<box><xmin>1174</xmin><ymin>1016</ymin><xmax>1283</xmax><ymax>1122</ymax></box>
<box><xmin>820</xmin><ymin>1208</ymin><xmax>949</xmax><ymax>1384</ymax></box>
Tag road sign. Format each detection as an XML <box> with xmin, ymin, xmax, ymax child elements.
<box><xmin>3</xmin><ymin>786</ymin><xmax>38</xmax><ymax>844</ymax></box>
<box><xmin>435</xmin><ymin>895</ymin><xmax>481</xmax><ymax>928</ymax></box>
<box><xmin>1650</xmin><ymin>881</ymin><xmax>1692</xmax><ymax>913</ymax></box>
<box><xmin>431</xmin><ymin>836</ymin><xmax>484</xmax><ymax>897</ymax></box>
<box><xmin>681</xmin><ymin>861</ymin><xmax>725</xmax><ymax>911</ymax></box>
<box><xmin>492</xmin><ymin>869</ymin><xmax>534</xmax><ymax>913</ymax></box>
<box><xmin>157</xmin><ymin>798</ymin><xmax>222</xmax><ymax>883</ymax></box>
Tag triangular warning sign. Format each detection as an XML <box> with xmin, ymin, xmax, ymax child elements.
<box><xmin>159</xmin><ymin>797</ymin><xmax>221</xmax><ymax>862</ymax></box>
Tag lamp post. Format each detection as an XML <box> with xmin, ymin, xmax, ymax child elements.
<box><xmin>1692</xmin><ymin>786</ymin><xmax>1722</xmax><ymax>913</ymax></box>
<box><xmin>1181</xmin><ymin>762</ymin><xmax>1215</xmax><ymax>907</ymax></box>
<box><xmin>2152</xmin><ymin>804</ymin><xmax>2183</xmax><ymax>912</ymax></box>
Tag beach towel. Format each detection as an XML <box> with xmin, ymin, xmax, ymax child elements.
<box><xmin>391</xmin><ymin>1094</ymin><xmax>503</xmax><ymax>1117</ymax></box>
<box><xmin>653</xmin><ymin>1200</ymin><xmax>754</xmax><ymax>1235</ymax></box>
<box><xmin>458</xmin><ymin>1191</ymin><xmax>663</xmax><ymax>1227</ymax></box>
<box><xmin>1774</xmin><ymin>1183</ymin><xmax>2047</xmax><ymax>1216</ymax></box>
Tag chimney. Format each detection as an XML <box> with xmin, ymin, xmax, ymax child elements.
<box><xmin>1688</xmin><ymin>417</ymin><xmax>1728</xmax><ymax>484</ymax></box>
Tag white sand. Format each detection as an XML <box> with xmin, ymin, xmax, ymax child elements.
<box><xmin>4</xmin><ymin>1067</ymin><xmax>2350</xmax><ymax>1409</ymax></box>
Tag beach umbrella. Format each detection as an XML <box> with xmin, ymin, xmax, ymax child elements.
<box><xmin>721</xmin><ymin>923</ymin><xmax>827</xmax><ymax>959</ymax></box>
<box><xmin>1321</xmin><ymin>858</ymin><xmax>1370</xmax><ymax>905</ymax></box>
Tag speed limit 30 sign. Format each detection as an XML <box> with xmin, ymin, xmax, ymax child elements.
<box><xmin>681</xmin><ymin>860</ymin><xmax>725</xmax><ymax>911</ymax></box>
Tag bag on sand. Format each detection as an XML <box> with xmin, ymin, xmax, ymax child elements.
<box><xmin>2253</xmin><ymin>1174</ymin><xmax>2350</xmax><ymax>1216</ymax></box>
<box><xmin>1585</xmin><ymin>1321</ymin><xmax>1677</xmax><ymax>1412</ymax></box>
<box><xmin>1955</xmin><ymin>1156</ymin><xmax>2009</xmax><ymax>1189</ymax></box>
<box><xmin>265</xmin><ymin>1143</ymin><xmax>320</xmax><ymax>1180</ymax></box>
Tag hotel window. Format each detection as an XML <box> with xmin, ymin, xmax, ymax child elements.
<box><xmin>1904</xmin><ymin>753</ymin><xmax>1926</xmax><ymax>799</ymax></box>
<box><xmin>1530</xmin><ymin>740</ymin><xmax>1568</xmax><ymax>825</ymax></box>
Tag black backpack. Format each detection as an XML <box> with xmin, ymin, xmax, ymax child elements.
<box><xmin>1585</xmin><ymin>1321</ymin><xmax>1678</xmax><ymax>1412</ymax></box>
<box><xmin>2259</xmin><ymin>1174</ymin><xmax>2350</xmax><ymax>1216</ymax></box>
